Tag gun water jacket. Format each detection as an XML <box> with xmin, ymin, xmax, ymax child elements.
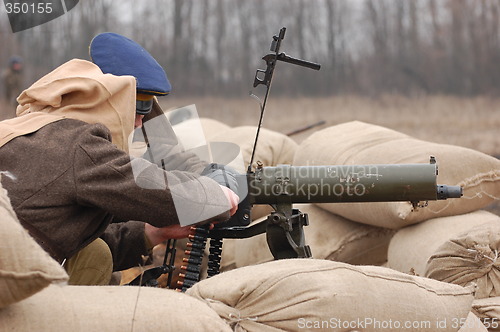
<box><xmin>0</xmin><ymin>59</ymin><xmax>230</xmax><ymax>270</ymax></box>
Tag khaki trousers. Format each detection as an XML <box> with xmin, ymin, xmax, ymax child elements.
<box><xmin>64</xmin><ymin>238</ymin><xmax>113</xmax><ymax>285</ymax></box>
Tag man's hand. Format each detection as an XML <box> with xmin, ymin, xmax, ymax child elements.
<box><xmin>145</xmin><ymin>223</ymin><xmax>194</xmax><ymax>247</ymax></box>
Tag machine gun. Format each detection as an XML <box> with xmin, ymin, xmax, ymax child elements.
<box><xmin>130</xmin><ymin>27</ymin><xmax>462</xmax><ymax>290</ymax></box>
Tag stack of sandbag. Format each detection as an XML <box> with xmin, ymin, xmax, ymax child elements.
<box><xmin>187</xmin><ymin>258</ymin><xmax>478</xmax><ymax>332</ymax></box>
<box><xmin>0</xmin><ymin>177</ymin><xmax>231</xmax><ymax>331</ymax></box>
<box><xmin>293</xmin><ymin>121</ymin><xmax>499</xmax><ymax>229</ymax></box>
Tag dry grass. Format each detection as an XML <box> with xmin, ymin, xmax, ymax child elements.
<box><xmin>164</xmin><ymin>94</ymin><xmax>500</xmax><ymax>157</ymax></box>
<box><xmin>2</xmin><ymin>95</ymin><xmax>497</xmax><ymax>155</ymax></box>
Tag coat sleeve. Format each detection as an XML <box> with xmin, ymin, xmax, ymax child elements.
<box><xmin>73</xmin><ymin>124</ymin><xmax>231</xmax><ymax>227</ymax></box>
<box><xmin>142</xmin><ymin>141</ymin><xmax>208</xmax><ymax>174</ymax></box>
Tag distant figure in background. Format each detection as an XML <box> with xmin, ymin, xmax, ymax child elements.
<box><xmin>2</xmin><ymin>56</ymin><xmax>24</xmax><ymax>119</ymax></box>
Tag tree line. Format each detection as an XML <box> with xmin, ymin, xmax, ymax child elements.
<box><xmin>1</xmin><ymin>0</ymin><xmax>499</xmax><ymax>97</ymax></box>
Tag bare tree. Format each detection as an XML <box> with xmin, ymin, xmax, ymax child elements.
<box><xmin>2</xmin><ymin>0</ymin><xmax>499</xmax><ymax>97</ymax></box>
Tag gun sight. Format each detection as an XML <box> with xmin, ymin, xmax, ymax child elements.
<box><xmin>262</xmin><ymin>53</ymin><xmax>321</xmax><ymax>71</ymax></box>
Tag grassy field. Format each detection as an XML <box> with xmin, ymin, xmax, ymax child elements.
<box><xmin>2</xmin><ymin>95</ymin><xmax>497</xmax><ymax>155</ymax></box>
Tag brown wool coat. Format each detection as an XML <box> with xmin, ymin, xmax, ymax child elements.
<box><xmin>0</xmin><ymin>119</ymin><xmax>229</xmax><ymax>269</ymax></box>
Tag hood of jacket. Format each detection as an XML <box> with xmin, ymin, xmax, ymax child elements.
<box><xmin>0</xmin><ymin>59</ymin><xmax>136</xmax><ymax>151</ymax></box>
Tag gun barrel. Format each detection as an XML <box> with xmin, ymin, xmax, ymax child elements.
<box><xmin>248</xmin><ymin>164</ymin><xmax>452</xmax><ymax>204</ymax></box>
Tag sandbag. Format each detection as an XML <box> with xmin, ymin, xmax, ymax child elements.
<box><xmin>211</xmin><ymin>125</ymin><xmax>297</xmax><ymax>221</ymax></box>
<box><xmin>387</xmin><ymin>210</ymin><xmax>500</xmax><ymax>276</ymax></box>
<box><xmin>472</xmin><ymin>297</ymin><xmax>500</xmax><ymax>331</ymax></box>
<box><xmin>457</xmin><ymin>312</ymin><xmax>489</xmax><ymax>332</ymax></box>
<box><xmin>426</xmin><ymin>219</ymin><xmax>500</xmax><ymax>299</ymax></box>
<box><xmin>234</xmin><ymin>204</ymin><xmax>394</xmax><ymax>268</ymax></box>
<box><xmin>173</xmin><ymin>117</ymin><xmax>232</xmax><ymax>150</ymax></box>
<box><xmin>293</xmin><ymin>121</ymin><xmax>500</xmax><ymax>229</ymax></box>
<box><xmin>0</xmin><ymin>284</ymin><xmax>231</xmax><ymax>332</ymax></box>
<box><xmin>187</xmin><ymin>259</ymin><xmax>474</xmax><ymax>332</ymax></box>
<box><xmin>210</xmin><ymin>126</ymin><xmax>298</xmax><ymax>174</ymax></box>
<box><xmin>130</xmin><ymin>117</ymin><xmax>232</xmax><ymax>158</ymax></box>
<box><xmin>219</xmin><ymin>238</ymin><xmax>238</xmax><ymax>272</ymax></box>
<box><xmin>0</xmin><ymin>177</ymin><xmax>68</xmax><ymax>309</ymax></box>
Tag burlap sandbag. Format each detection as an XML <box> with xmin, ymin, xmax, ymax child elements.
<box><xmin>388</xmin><ymin>210</ymin><xmax>500</xmax><ymax>276</ymax></box>
<box><xmin>0</xmin><ymin>177</ymin><xmax>68</xmax><ymax>308</ymax></box>
<box><xmin>180</xmin><ymin>117</ymin><xmax>231</xmax><ymax>140</ymax></box>
<box><xmin>293</xmin><ymin>121</ymin><xmax>500</xmax><ymax>229</ymax></box>
<box><xmin>187</xmin><ymin>259</ymin><xmax>473</xmax><ymax>332</ymax></box>
<box><xmin>234</xmin><ymin>204</ymin><xmax>395</xmax><ymax>268</ymax></box>
<box><xmin>472</xmin><ymin>297</ymin><xmax>500</xmax><ymax>331</ymax></box>
<box><xmin>425</xmin><ymin>219</ymin><xmax>500</xmax><ymax>299</ymax></box>
<box><xmin>210</xmin><ymin>125</ymin><xmax>297</xmax><ymax>220</ymax></box>
<box><xmin>0</xmin><ymin>284</ymin><xmax>231</xmax><ymax>332</ymax></box>
<box><xmin>219</xmin><ymin>238</ymin><xmax>238</xmax><ymax>272</ymax></box>
<box><xmin>457</xmin><ymin>312</ymin><xmax>489</xmax><ymax>332</ymax></box>
<box><xmin>210</xmin><ymin>126</ymin><xmax>298</xmax><ymax>173</ymax></box>
<box><xmin>172</xmin><ymin>117</ymin><xmax>232</xmax><ymax>150</ymax></box>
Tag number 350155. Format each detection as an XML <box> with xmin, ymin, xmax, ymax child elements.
<box><xmin>5</xmin><ymin>2</ymin><xmax>53</xmax><ymax>14</ymax></box>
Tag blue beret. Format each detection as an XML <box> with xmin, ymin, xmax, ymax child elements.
<box><xmin>9</xmin><ymin>56</ymin><xmax>22</xmax><ymax>65</ymax></box>
<box><xmin>90</xmin><ymin>32</ymin><xmax>171</xmax><ymax>96</ymax></box>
